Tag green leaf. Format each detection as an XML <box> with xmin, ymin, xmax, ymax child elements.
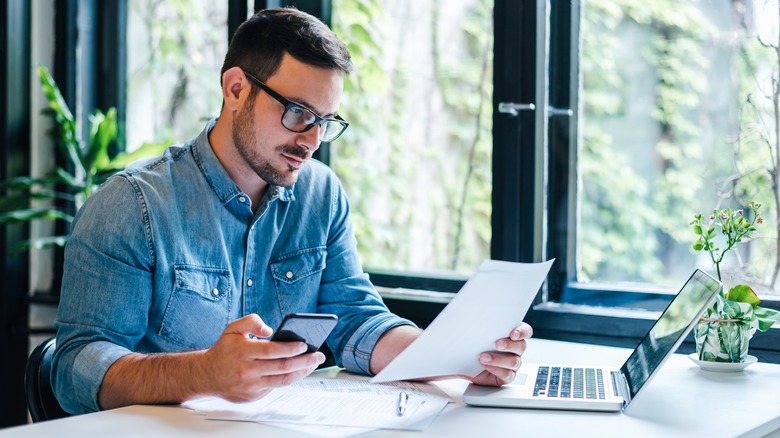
<box><xmin>106</xmin><ymin>140</ymin><xmax>171</xmax><ymax>170</ymax></box>
<box><xmin>0</xmin><ymin>65</ymin><xmax>174</xmax><ymax>255</ymax></box>
<box><xmin>0</xmin><ymin>189</ymin><xmax>72</xmax><ymax>213</ymax></box>
<box><xmin>720</xmin><ymin>298</ymin><xmax>754</xmax><ymax>320</ymax></box>
<box><xmin>0</xmin><ymin>176</ymin><xmax>40</xmax><ymax>190</ymax></box>
<box><xmin>26</xmin><ymin>188</ymin><xmax>75</xmax><ymax>203</ymax></box>
<box><xmin>755</xmin><ymin>306</ymin><xmax>780</xmax><ymax>331</ymax></box>
<box><xmin>0</xmin><ymin>195</ymin><xmax>31</xmax><ymax>213</ymax></box>
<box><xmin>54</xmin><ymin>167</ymin><xmax>84</xmax><ymax>190</ymax></box>
<box><xmin>692</xmin><ymin>240</ymin><xmax>704</xmax><ymax>251</ymax></box>
<box><xmin>38</xmin><ymin>66</ymin><xmax>84</xmax><ymax>173</ymax></box>
<box><xmin>693</xmin><ymin>224</ymin><xmax>703</xmax><ymax>235</ymax></box>
<box><xmin>85</xmin><ymin>108</ymin><xmax>118</xmax><ymax>172</ymax></box>
<box><xmin>0</xmin><ymin>174</ymin><xmax>74</xmax><ymax>194</ymax></box>
<box><xmin>11</xmin><ymin>235</ymin><xmax>70</xmax><ymax>253</ymax></box>
<box><xmin>37</xmin><ymin>66</ymin><xmax>74</xmax><ymax>126</ymax></box>
<box><xmin>0</xmin><ymin>208</ymin><xmax>74</xmax><ymax>224</ymax></box>
<box><xmin>724</xmin><ymin>284</ymin><xmax>760</xmax><ymax>306</ymax></box>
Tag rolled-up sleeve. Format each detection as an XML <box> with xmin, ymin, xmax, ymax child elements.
<box><xmin>52</xmin><ymin>176</ymin><xmax>154</xmax><ymax>414</ymax></box>
<box><xmin>339</xmin><ymin>313</ymin><xmax>414</xmax><ymax>375</ymax></box>
<box><xmin>62</xmin><ymin>342</ymin><xmax>132</xmax><ymax>413</ymax></box>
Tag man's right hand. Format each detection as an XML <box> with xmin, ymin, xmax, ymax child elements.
<box><xmin>98</xmin><ymin>314</ymin><xmax>325</xmax><ymax>410</ymax></box>
<box><xmin>200</xmin><ymin>314</ymin><xmax>326</xmax><ymax>402</ymax></box>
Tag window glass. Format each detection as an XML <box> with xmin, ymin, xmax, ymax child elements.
<box><xmin>331</xmin><ymin>0</ymin><xmax>493</xmax><ymax>275</ymax></box>
<box><xmin>126</xmin><ymin>0</ymin><xmax>227</xmax><ymax>151</ymax></box>
<box><xmin>579</xmin><ymin>0</ymin><xmax>780</xmax><ymax>295</ymax></box>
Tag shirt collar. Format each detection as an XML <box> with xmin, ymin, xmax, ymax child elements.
<box><xmin>192</xmin><ymin>118</ymin><xmax>296</xmax><ymax>205</ymax></box>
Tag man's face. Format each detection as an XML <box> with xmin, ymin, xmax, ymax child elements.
<box><xmin>231</xmin><ymin>54</ymin><xmax>344</xmax><ymax>187</ymax></box>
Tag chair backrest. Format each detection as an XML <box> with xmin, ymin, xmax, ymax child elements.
<box><xmin>25</xmin><ymin>337</ymin><xmax>70</xmax><ymax>422</ymax></box>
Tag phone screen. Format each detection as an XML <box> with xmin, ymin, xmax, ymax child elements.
<box><xmin>271</xmin><ymin>313</ymin><xmax>338</xmax><ymax>353</ymax></box>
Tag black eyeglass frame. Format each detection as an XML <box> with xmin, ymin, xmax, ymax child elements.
<box><xmin>242</xmin><ymin>70</ymin><xmax>349</xmax><ymax>142</ymax></box>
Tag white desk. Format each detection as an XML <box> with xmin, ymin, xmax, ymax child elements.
<box><xmin>2</xmin><ymin>339</ymin><xmax>779</xmax><ymax>438</ymax></box>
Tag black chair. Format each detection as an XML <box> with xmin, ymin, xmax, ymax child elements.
<box><xmin>25</xmin><ymin>337</ymin><xmax>70</xmax><ymax>422</ymax></box>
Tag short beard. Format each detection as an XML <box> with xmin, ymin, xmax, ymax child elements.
<box><xmin>231</xmin><ymin>97</ymin><xmax>307</xmax><ymax>187</ymax></box>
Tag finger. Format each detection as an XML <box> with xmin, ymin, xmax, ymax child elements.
<box><xmin>245</xmin><ymin>352</ymin><xmax>326</xmax><ymax>379</ymax></box>
<box><xmin>247</xmin><ymin>362</ymin><xmax>322</xmax><ymax>392</ymax></box>
<box><xmin>509</xmin><ymin>323</ymin><xmax>533</xmax><ymax>341</ymax></box>
<box><xmin>470</xmin><ymin>362</ymin><xmax>519</xmax><ymax>386</ymax></box>
<box><xmin>224</xmin><ymin>359</ymin><xmax>323</xmax><ymax>403</ymax></box>
<box><xmin>264</xmin><ymin>351</ymin><xmax>325</xmax><ymax>376</ymax></box>
<box><xmin>495</xmin><ymin>338</ymin><xmax>527</xmax><ymax>356</ymax></box>
<box><xmin>245</xmin><ymin>339</ymin><xmax>311</xmax><ymax>360</ymax></box>
<box><xmin>480</xmin><ymin>351</ymin><xmax>523</xmax><ymax>373</ymax></box>
<box><xmin>221</xmin><ymin>388</ymin><xmax>275</xmax><ymax>404</ymax></box>
<box><xmin>225</xmin><ymin>314</ymin><xmax>273</xmax><ymax>338</ymax></box>
<box><xmin>469</xmin><ymin>369</ymin><xmax>507</xmax><ymax>387</ymax></box>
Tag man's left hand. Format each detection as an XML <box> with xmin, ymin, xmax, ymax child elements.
<box><xmin>469</xmin><ymin>322</ymin><xmax>533</xmax><ymax>386</ymax></box>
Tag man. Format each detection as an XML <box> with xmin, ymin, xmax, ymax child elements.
<box><xmin>52</xmin><ymin>7</ymin><xmax>532</xmax><ymax>414</ymax></box>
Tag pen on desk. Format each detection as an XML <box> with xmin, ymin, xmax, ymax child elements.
<box><xmin>397</xmin><ymin>391</ymin><xmax>409</xmax><ymax>416</ymax></box>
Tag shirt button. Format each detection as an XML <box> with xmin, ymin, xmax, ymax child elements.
<box><xmin>239</xmin><ymin>196</ymin><xmax>246</xmax><ymax>203</ymax></box>
<box><xmin>247</xmin><ymin>279</ymin><xmax>253</xmax><ymax>287</ymax></box>
<box><xmin>286</xmin><ymin>271</ymin><xmax>293</xmax><ymax>279</ymax></box>
<box><xmin>211</xmin><ymin>288</ymin><xmax>219</xmax><ymax>296</ymax></box>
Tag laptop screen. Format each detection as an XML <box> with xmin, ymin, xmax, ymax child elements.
<box><xmin>620</xmin><ymin>269</ymin><xmax>721</xmax><ymax>402</ymax></box>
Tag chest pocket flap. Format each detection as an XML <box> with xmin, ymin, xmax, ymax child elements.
<box><xmin>270</xmin><ymin>247</ymin><xmax>326</xmax><ymax>284</ymax></box>
<box><xmin>174</xmin><ymin>265</ymin><xmax>231</xmax><ymax>300</ymax></box>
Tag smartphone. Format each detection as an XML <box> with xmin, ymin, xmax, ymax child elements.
<box><xmin>270</xmin><ymin>313</ymin><xmax>338</xmax><ymax>353</ymax></box>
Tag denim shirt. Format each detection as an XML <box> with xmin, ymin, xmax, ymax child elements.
<box><xmin>52</xmin><ymin>119</ymin><xmax>414</xmax><ymax>414</ymax></box>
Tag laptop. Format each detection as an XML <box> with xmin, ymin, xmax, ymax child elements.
<box><xmin>463</xmin><ymin>269</ymin><xmax>721</xmax><ymax>412</ymax></box>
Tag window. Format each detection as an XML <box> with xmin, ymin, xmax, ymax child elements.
<box><xmin>538</xmin><ymin>0</ymin><xmax>780</xmax><ymax>360</ymax></box>
<box><xmin>558</xmin><ymin>1</ymin><xmax>780</xmax><ymax>300</ymax></box>
<box><xmin>571</xmin><ymin>1</ymin><xmax>774</xmax><ymax>294</ymax></box>
<box><xmin>331</xmin><ymin>0</ymin><xmax>494</xmax><ymax>277</ymax></box>
<box><xmin>126</xmin><ymin>0</ymin><xmax>228</xmax><ymax>151</ymax></box>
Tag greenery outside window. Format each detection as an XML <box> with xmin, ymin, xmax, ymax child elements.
<box><xmin>561</xmin><ymin>1</ymin><xmax>780</xmax><ymax>301</ymax></box>
<box><xmin>126</xmin><ymin>0</ymin><xmax>228</xmax><ymax>152</ymax></box>
<box><xmin>331</xmin><ymin>0</ymin><xmax>494</xmax><ymax>278</ymax></box>
<box><xmin>536</xmin><ymin>0</ymin><xmax>780</xmax><ymax>362</ymax></box>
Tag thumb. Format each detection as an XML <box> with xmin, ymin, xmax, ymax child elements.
<box><xmin>226</xmin><ymin>314</ymin><xmax>273</xmax><ymax>338</ymax></box>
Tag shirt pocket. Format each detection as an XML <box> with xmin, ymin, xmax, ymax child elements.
<box><xmin>270</xmin><ymin>247</ymin><xmax>327</xmax><ymax>313</ymax></box>
<box><xmin>159</xmin><ymin>265</ymin><xmax>232</xmax><ymax>350</ymax></box>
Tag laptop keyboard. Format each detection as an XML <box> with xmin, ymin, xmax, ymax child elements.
<box><xmin>532</xmin><ymin>366</ymin><xmax>606</xmax><ymax>399</ymax></box>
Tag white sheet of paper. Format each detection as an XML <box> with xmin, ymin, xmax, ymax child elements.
<box><xmin>371</xmin><ymin>259</ymin><xmax>554</xmax><ymax>383</ymax></box>
<box><xmin>184</xmin><ymin>375</ymin><xmax>451</xmax><ymax>433</ymax></box>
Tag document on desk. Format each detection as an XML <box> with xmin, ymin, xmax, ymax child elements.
<box><xmin>372</xmin><ymin>259</ymin><xmax>554</xmax><ymax>383</ymax></box>
<box><xmin>184</xmin><ymin>374</ymin><xmax>451</xmax><ymax>435</ymax></box>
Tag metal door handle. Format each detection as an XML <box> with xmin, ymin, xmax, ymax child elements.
<box><xmin>498</xmin><ymin>102</ymin><xmax>535</xmax><ymax>116</ymax></box>
<box><xmin>548</xmin><ymin>106</ymin><xmax>573</xmax><ymax>117</ymax></box>
<box><xmin>498</xmin><ymin>102</ymin><xmax>573</xmax><ymax>118</ymax></box>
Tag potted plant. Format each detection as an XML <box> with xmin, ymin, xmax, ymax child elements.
<box><xmin>690</xmin><ymin>202</ymin><xmax>780</xmax><ymax>362</ymax></box>
<box><xmin>0</xmin><ymin>66</ymin><xmax>170</xmax><ymax>251</ymax></box>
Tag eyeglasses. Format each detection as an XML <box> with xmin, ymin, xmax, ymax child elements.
<box><xmin>243</xmin><ymin>70</ymin><xmax>349</xmax><ymax>142</ymax></box>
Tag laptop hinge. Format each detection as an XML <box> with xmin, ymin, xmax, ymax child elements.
<box><xmin>611</xmin><ymin>371</ymin><xmax>632</xmax><ymax>408</ymax></box>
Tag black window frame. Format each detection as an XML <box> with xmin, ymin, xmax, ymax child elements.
<box><xmin>1</xmin><ymin>0</ymin><xmax>32</xmax><ymax>426</ymax></box>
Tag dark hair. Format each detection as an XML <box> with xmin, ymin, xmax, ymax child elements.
<box><xmin>220</xmin><ymin>7</ymin><xmax>353</xmax><ymax>87</ymax></box>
